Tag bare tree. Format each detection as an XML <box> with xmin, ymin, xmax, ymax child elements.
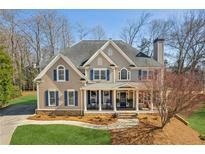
<box><xmin>120</xmin><ymin>13</ymin><xmax>151</xmax><ymax>46</ymax></box>
<box><xmin>149</xmin><ymin>69</ymin><xmax>204</xmax><ymax>129</ymax></box>
<box><xmin>76</xmin><ymin>22</ymin><xmax>91</xmax><ymax>40</ymax></box>
<box><xmin>91</xmin><ymin>25</ymin><xmax>106</xmax><ymax>40</ymax></box>
<box><xmin>167</xmin><ymin>10</ymin><xmax>205</xmax><ymax>73</ymax></box>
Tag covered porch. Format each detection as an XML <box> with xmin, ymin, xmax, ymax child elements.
<box><xmin>81</xmin><ymin>82</ymin><xmax>155</xmax><ymax>113</ymax></box>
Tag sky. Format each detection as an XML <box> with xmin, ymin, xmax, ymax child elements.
<box><xmin>56</xmin><ymin>9</ymin><xmax>186</xmax><ymax>40</ymax></box>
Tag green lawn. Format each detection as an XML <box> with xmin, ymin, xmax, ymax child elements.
<box><xmin>188</xmin><ymin>105</ymin><xmax>205</xmax><ymax>136</ymax></box>
<box><xmin>8</xmin><ymin>95</ymin><xmax>37</xmax><ymax>106</ymax></box>
<box><xmin>10</xmin><ymin>124</ymin><xmax>111</xmax><ymax>145</ymax></box>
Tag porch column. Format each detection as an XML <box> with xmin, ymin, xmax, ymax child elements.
<box><xmin>136</xmin><ymin>90</ymin><xmax>139</xmax><ymax>111</ymax></box>
<box><xmin>84</xmin><ymin>90</ymin><xmax>87</xmax><ymax>111</ymax></box>
<box><xmin>99</xmin><ymin>90</ymin><xmax>102</xmax><ymax>111</ymax></box>
<box><xmin>113</xmin><ymin>90</ymin><xmax>117</xmax><ymax>112</ymax></box>
<box><xmin>151</xmin><ymin>90</ymin><xmax>154</xmax><ymax>111</ymax></box>
<box><xmin>133</xmin><ymin>90</ymin><xmax>135</xmax><ymax>108</ymax></box>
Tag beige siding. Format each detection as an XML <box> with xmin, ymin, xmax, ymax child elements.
<box><xmin>38</xmin><ymin>57</ymin><xmax>83</xmax><ymax>110</ymax></box>
<box><xmin>86</xmin><ymin>53</ymin><xmax>114</xmax><ymax>83</ymax></box>
<box><xmin>103</xmin><ymin>44</ymin><xmax>130</xmax><ymax>68</ymax></box>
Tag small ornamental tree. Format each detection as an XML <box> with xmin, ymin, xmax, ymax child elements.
<box><xmin>0</xmin><ymin>47</ymin><xmax>13</xmax><ymax>107</ymax></box>
<box><xmin>149</xmin><ymin>69</ymin><xmax>204</xmax><ymax>129</ymax></box>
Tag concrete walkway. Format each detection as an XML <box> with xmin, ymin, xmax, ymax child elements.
<box><xmin>21</xmin><ymin>118</ymin><xmax>139</xmax><ymax>130</ymax></box>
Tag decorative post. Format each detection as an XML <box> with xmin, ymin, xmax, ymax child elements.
<box><xmin>136</xmin><ymin>90</ymin><xmax>139</xmax><ymax>111</ymax></box>
<box><xmin>84</xmin><ymin>90</ymin><xmax>87</xmax><ymax>111</ymax></box>
<box><xmin>113</xmin><ymin>90</ymin><xmax>117</xmax><ymax>112</ymax></box>
<box><xmin>99</xmin><ymin>90</ymin><xmax>102</xmax><ymax>111</ymax></box>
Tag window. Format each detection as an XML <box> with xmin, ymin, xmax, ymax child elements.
<box><xmin>57</xmin><ymin>65</ymin><xmax>65</xmax><ymax>81</ymax></box>
<box><xmin>142</xmin><ymin>70</ymin><xmax>148</xmax><ymax>80</ymax></box>
<box><xmin>93</xmin><ymin>68</ymin><xmax>107</xmax><ymax>80</ymax></box>
<box><xmin>68</xmin><ymin>90</ymin><xmax>75</xmax><ymax>106</ymax></box>
<box><xmin>148</xmin><ymin>71</ymin><xmax>154</xmax><ymax>79</ymax></box>
<box><xmin>119</xmin><ymin>68</ymin><xmax>130</xmax><ymax>80</ymax></box>
<box><xmin>108</xmin><ymin>48</ymin><xmax>113</xmax><ymax>56</ymax></box>
<box><xmin>97</xmin><ymin>57</ymin><xmax>102</xmax><ymax>66</ymax></box>
<box><xmin>49</xmin><ymin>91</ymin><xmax>57</xmax><ymax>106</ymax></box>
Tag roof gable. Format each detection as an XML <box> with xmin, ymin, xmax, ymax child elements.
<box><xmin>34</xmin><ymin>54</ymin><xmax>85</xmax><ymax>81</ymax></box>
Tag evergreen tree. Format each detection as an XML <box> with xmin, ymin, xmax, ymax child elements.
<box><xmin>0</xmin><ymin>47</ymin><xmax>13</xmax><ymax>107</ymax></box>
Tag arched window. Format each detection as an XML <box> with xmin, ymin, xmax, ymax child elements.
<box><xmin>57</xmin><ymin>65</ymin><xmax>65</xmax><ymax>81</ymax></box>
<box><xmin>119</xmin><ymin>68</ymin><xmax>130</xmax><ymax>80</ymax></box>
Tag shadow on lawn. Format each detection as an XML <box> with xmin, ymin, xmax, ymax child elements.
<box><xmin>111</xmin><ymin>122</ymin><xmax>160</xmax><ymax>145</ymax></box>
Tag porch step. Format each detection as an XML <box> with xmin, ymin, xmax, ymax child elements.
<box><xmin>117</xmin><ymin>112</ymin><xmax>138</xmax><ymax>119</ymax></box>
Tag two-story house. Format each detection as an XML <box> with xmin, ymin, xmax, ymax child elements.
<box><xmin>34</xmin><ymin>38</ymin><xmax>164</xmax><ymax>116</ymax></box>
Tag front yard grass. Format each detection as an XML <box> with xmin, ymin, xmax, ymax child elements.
<box><xmin>10</xmin><ymin>124</ymin><xmax>111</xmax><ymax>145</ymax></box>
<box><xmin>188</xmin><ymin>105</ymin><xmax>205</xmax><ymax>136</ymax></box>
<box><xmin>8</xmin><ymin>95</ymin><xmax>37</xmax><ymax>106</ymax></box>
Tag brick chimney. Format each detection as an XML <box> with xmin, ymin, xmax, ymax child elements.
<box><xmin>153</xmin><ymin>38</ymin><xmax>165</xmax><ymax>65</ymax></box>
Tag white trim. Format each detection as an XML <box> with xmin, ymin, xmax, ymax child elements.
<box><xmin>93</xmin><ymin>68</ymin><xmax>108</xmax><ymax>81</ymax></box>
<box><xmin>83</xmin><ymin>49</ymin><xmax>116</xmax><ymax>67</ymax></box>
<box><xmin>37</xmin><ymin>83</ymin><xmax>40</xmax><ymax>109</ymax></box>
<box><xmin>57</xmin><ymin>65</ymin><xmax>66</xmax><ymax>82</ymax></box>
<box><xmin>67</xmin><ymin>89</ymin><xmax>75</xmax><ymax>106</ymax></box>
<box><xmin>34</xmin><ymin>54</ymin><xmax>84</xmax><ymax>81</ymax></box>
<box><xmin>119</xmin><ymin>67</ymin><xmax>131</xmax><ymax>81</ymax></box>
<box><xmin>48</xmin><ymin>90</ymin><xmax>57</xmax><ymax>107</ymax></box>
<box><xmin>82</xmin><ymin>39</ymin><xmax>138</xmax><ymax>67</ymax></box>
<box><xmin>84</xmin><ymin>90</ymin><xmax>87</xmax><ymax>111</ymax></box>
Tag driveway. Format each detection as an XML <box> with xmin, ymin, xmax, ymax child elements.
<box><xmin>0</xmin><ymin>104</ymin><xmax>36</xmax><ymax>145</ymax></box>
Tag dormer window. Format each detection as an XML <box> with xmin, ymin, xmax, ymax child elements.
<box><xmin>119</xmin><ymin>68</ymin><xmax>130</xmax><ymax>80</ymax></box>
<box><xmin>57</xmin><ymin>65</ymin><xmax>65</xmax><ymax>81</ymax></box>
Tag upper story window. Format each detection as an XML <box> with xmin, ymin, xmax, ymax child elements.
<box><xmin>139</xmin><ymin>70</ymin><xmax>154</xmax><ymax>80</ymax></box>
<box><xmin>119</xmin><ymin>68</ymin><xmax>130</xmax><ymax>80</ymax></box>
<box><xmin>93</xmin><ymin>68</ymin><xmax>107</xmax><ymax>80</ymax></box>
<box><xmin>57</xmin><ymin>65</ymin><xmax>65</xmax><ymax>81</ymax></box>
<box><xmin>108</xmin><ymin>48</ymin><xmax>113</xmax><ymax>56</ymax></box>
<box><xmin>97</xmin><ymin>57</ymin><xmax>102</xmax><ymax>66</ymax></box>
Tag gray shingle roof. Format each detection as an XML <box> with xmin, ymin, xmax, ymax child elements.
<box><xmin>62</xmin><ymin>40</ymin><xmax>160</xmax><ymax>67</ymax></box>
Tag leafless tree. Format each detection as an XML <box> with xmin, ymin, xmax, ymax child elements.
<box><xmin>120</xmin><ymin>13</ymin><xmax>151</xmax><ymax>46</ymax></box>
<box><xmin>149</xmin><ymin>69</ymin><xmax>204</xmax><ymax>129</ymax></box>
<box><xmin>91</xmin><ymin>25</ymin><xmax>106</xmax><ymax>40</ymax></box>
<box><xmin>76</xmin><ymin>22</ymin><xmax>91</xmax><ymax>40</ymax></box>
<box><xmin>167</xmin><ymin>10</ymin><xmax>205</xmax><ymax>73</ymax></box>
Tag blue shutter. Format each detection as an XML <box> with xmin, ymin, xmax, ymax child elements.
<box><xmin>90</xmin><ymin>69</ymin><xmax>93</xmax><ymax>80</ymax></box>
<box><xmin>107</xmin><ymin>69</ymin><xmax>110</xmax><ymax>81</ymax></box>
<box><xmin>65</xmin><ymin>69</ymin><xmax>69</xmax><ymax>81</ymax></box>
<box><xmin>64</xmin><ymin>91</ymin><xmax>68</xmax><ymax>106</ymax></box>
<box><xmin>101</xmin><ymin>91</ymin><xmax>103</xmax><ymax>104</ymax></box>
<box><xmin>139</xmin><ymin>70</ymin><xmax>141</xmax><ymax>80</ymax></box>
<box><xmin>75</xmin><ymin>91</ymin><xmax>78</xmax><ymax>106</ymax></box>
<box><xmin>45</xmin><ymin>90</ymin><xmax>49</xmax><ymax>106</ymax></box>
<box><xmin>53</xmin><ymin>69</ymin><xmax>57</xmax><ymax>81</ymax></box>
<box><xmin>110</xmin><ymin>90</ymin><xmax>112</xmax><ymax>104</ymax></box>
<box><xmin>88</xmin><ymin>91</ymin><xmax>90</xmax><ymax>104</ymax></box>
<box><xmin>56</xmin><ymin>91</ymin><xmax>59</xmax><ymax>106</ymax></box>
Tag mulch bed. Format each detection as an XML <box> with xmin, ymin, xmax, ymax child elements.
<box><xmin>110</xmin><ymin>115</ymin><xmax>205</xmax><ymax>145</ymax></box>
<box><xmin>28</xmin><ymin>114</ymin><xmax>117</xmax><ymax>125</ymax></box>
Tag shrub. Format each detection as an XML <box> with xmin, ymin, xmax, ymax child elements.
<box><xmin>199</xmin><ymin>135</ymin><xmax>205</xmax><ymax>141</ymax></box>
<box><xmin>10</xmin><ymin>86</ymin><xmax>21</xmax><ymax>99</ymax></box>
<box><xmin>0</xmin><ymin>47</ymin><xmax>13</xmax><ymax>107</ymax></box>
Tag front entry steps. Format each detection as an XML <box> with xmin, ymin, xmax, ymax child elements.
<box><xmin>117</xmin><ymin>112</ymin><xmax>138</xmax><ymax>119</ymax></box>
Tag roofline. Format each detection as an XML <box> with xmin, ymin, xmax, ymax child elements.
<box><xmin>34</xmin><ymin>54</ymin><xmax>85</xmax><ymax>82</ymax></box>
<box><xmin>83</xmin><ymin>40</ymin><xmax>136</xmax><ymax>67</ymax></box>
<box><xmin>82</xmin><ymin>41</ymin><xmax>117</xmax><ymax>67</ymax></box>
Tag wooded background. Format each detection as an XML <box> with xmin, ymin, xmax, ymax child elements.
<box><xmin>0</xmin><ymin>10</ymin><xmax>205</xmax><ymax>91</ymax></box>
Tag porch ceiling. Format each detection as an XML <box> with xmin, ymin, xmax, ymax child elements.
<box><xmin>81</xmin><ymin>82</ymin><xmax>147</xmax><ymax>90</ymax></box>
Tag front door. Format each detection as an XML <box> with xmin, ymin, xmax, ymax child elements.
<box><xmin>120</xmin><ymin>92</ymin><xmax>127</xmax><ymax>108</ymax></box>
